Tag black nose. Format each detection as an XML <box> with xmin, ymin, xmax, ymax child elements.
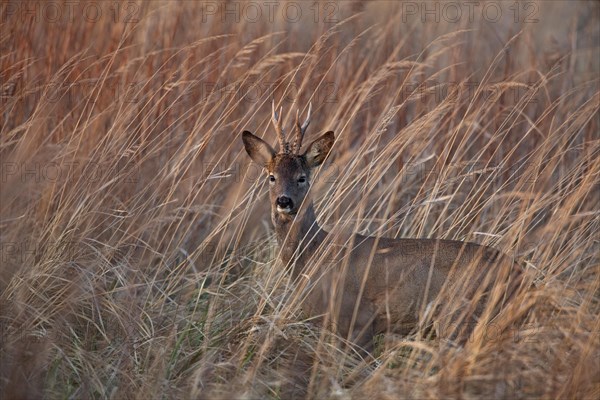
<box><xmin>276</xmin><ymin>196</ymin><xmax>293</xmax><ymax>208</ymax></box>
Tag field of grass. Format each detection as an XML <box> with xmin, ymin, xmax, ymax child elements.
<box><xmin>1</xmin><ymin>1</ymin><xmax>599</xmax><ymax>398</ymax></box>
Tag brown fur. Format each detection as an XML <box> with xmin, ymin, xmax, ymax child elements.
<box><xmin>242</xmin><ymin>126</ymin><xmax>525</xmax><ymax>353</ymax></box>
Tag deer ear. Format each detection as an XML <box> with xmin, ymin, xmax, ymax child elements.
<box><xmin>303</xmin><ymin>131</ymin><xmax>334</xmax><ymax>168</ymax></box>
<box><xmin>242</xmin><ymin>131</ymin><xmax>276</xmax><ymax>168</ymax></box>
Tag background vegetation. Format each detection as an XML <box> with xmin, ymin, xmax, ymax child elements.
<box><xmin>1</xmin><ymin>1</ymin><xmax>598</xmax><ymax>398</ymax></box>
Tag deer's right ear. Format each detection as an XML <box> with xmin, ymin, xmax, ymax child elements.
<box><xmin>242</xmin><ymin>131</ymin><xmax>276</xmax><ymax>168</ymax></box>
<box><xmin>303</xmin><ymin>131</ymin><xmax>335</xmax><ymax>168</ymax></box>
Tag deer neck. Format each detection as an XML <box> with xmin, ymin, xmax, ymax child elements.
<box><xmin>272</xmin><ymin>200</ymin><xmax>326</xmax><ymax>279</ymax></box>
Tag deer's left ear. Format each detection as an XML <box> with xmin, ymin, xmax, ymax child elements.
<box><xmin>242</xmin><ymin>131</ymin><xmax>276</xmax><ymax>168</ymax></box>
<box><xmin>303</xmin><ymin>131</ymin><xmax>334</xmax><ymax>168</ymax></box>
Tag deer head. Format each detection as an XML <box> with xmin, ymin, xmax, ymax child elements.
<box><xmin>242</xmin><ymin>101</ymin><xmax>334</xmax><ymax>218</ymax></box>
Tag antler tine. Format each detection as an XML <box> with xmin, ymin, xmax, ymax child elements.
<box><xmin>271</xmin><ymin>100</ymin><xmax>288</xmax><ymax>153</ymax></box>
<box><xmin>293</xmin><ymin>102</ymin><xmax>312</xmax><ymax>153</ymax></box>
<box><xmin>302</xmin><ymin>102</ymin><xmax>312</xmax><ymax>131</ymax></box>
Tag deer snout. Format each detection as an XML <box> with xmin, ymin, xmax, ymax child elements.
<box><xmin>276</xmin><ymin>196</ymin><xmax>294</xmax><ymax>212</ymax></box>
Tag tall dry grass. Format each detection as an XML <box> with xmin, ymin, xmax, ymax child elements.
<box><xmin>1</xmin><ymin>1</ymin><xmax>599</xmax><ymax>399</ymax></box>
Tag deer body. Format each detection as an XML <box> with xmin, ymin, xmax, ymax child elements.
<box><xmin>243</xmin><ymin>102</ymin><xmax>518</xmax><ymax>352</ymax></box>
<box><xmin>272</xmin><ymin>198</ymin><xmax>504</xmax><ymax>350</ymax></box>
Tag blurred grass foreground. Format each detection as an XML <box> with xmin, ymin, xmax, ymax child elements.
<box><xmin>1</xmin><ymin>1</ymin><xmax>599</xmax><ymax>399</ymax></box>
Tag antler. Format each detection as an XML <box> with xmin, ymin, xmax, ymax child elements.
<box><xmin>271</xmin><ymin>100</ymin><xmax>289</xmax><ymax>154</ymax></box>
<box><xmin>292</xmin><ymin>102</ymin><xmax>311</xmax><ymax>154</ymax></box>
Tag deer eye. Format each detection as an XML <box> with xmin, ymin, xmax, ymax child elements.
<box><xmin>269</xmin><ymin>175</ymin><xmax>275</xmax><ymax>183</ymax></box>
<box><xmin>298</xmin><ymin>176</ymin><xmax>306</xmax><ymax>183</ymax></box>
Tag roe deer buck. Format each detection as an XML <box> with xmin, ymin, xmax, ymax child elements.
<box><xmin>242</xmin><ymin>101</ymin><xmax>526</xmax><ymax>353</ymax></box>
